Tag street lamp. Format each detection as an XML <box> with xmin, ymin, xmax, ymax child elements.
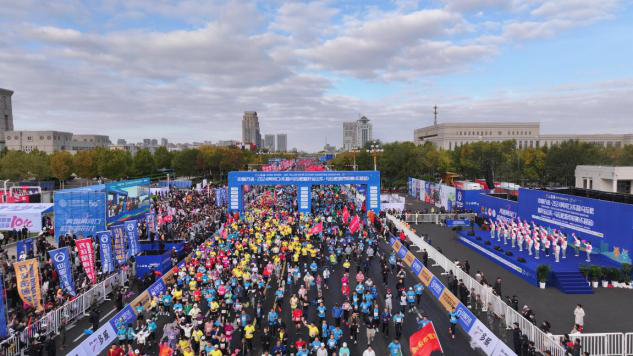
<box><xmin>369</xmin><ymin>143</ymin><xmax>383</xmax><ymax>171</ymax></box>
<box><xmin>351</xmin><ymin>148</ymin><xmax>359</xmax><ymax>171</ymax></box>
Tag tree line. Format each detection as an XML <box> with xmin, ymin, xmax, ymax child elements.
<box><xmin>1</xmin><ymin>140</ymin><xmax>632</xmax><ymax>188</ymax></box>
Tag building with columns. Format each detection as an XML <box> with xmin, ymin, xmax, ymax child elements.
<box><xmin>414</xmin><ymin>122</ymin><xmax>633</xmax><ymax>150</ymax></box>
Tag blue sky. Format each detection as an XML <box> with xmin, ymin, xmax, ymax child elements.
<box><xmin>1</xmin><ymin>0</ymin><xmax>632</xmax><ymax>151</ymax></box>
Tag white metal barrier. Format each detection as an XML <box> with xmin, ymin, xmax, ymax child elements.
<box><xmin>552</xmin><ymin>333</ymin><xmax>626</xmax><ymax>356</ymax></box>
<box><xmin>0</xmin><ymin>271</ymin><xmax>127</xmax><ymax>355</ymax></box>
<box><xmin>387</xmin><ymin>214</ymin><xmax>567</xmax><ymax>356</ymax></box>
<box><xmin>626</xmin><ymin>333</ymin><xmax>633</xmax><ymax>356</ymax></box>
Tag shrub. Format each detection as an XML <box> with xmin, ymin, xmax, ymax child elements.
<box><xmin>536</xmin><ymin>264</ymin><xmax>550</xmax><ymax>282</ymax></box>
<box><xmin>484</xmin><ymin>241</ymin><xmax>491</xmax><ymax>246</ymax></box>
<box><xmin>579</xmin><ymin>264</ymin><xmax>590</xmax><ymax>280</ymax></box>
<box><xmin>475</xmin><ymin>236</ymin><xmax>482</xmax><ymax>241</ymax></box>
<box><xmin>590</xmin><ymin>266</ymin><xmax>603</xmax><ymax>281</ymax></box>
<box><xmin>505</xmin><ymin>251</ymin><xmax>513</xmax><ymax>257</ymax></box>
<box><xmin>494</xmin><ymin>246</ymin><xmax>502</xmax><ymax>252</ymax></box>
<box><xmin>467</xmin><ymin>231</ymin><xmax>475</xmax><ymax>236</ymax></box>
<box><xmin>621</xmin><ymin>264</ymin><xmax>632</xmax><ymax>283</ymax></box>
<box><xmin>517</xmin><ymin>257</ymin><xmax>526</xmax><ymax>263</ymax></box>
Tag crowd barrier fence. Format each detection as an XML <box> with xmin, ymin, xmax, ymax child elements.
<box><xmin>386</xmin><ymin>214</ymin><xmax>567</xmax><ymax>356</ymax></box>
<box><xmin>550</xmin><ymin>332</ymin><xmax>633</xmax><ymax>356</ymax></box>
<box><xmin>0</xmin><ymin>270</ymin><xmax>128</xmax><ymax>356</ymax></box>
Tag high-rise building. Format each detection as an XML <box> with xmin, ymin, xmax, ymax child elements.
<box><xmin>264</xmin><ymin>134</ymin><xmax>275</xmax><ymax>152</ymax></box>
<box><xmin>117</xmin><ymin>138</ymin><xmax>127</xmax><ymax>145</ymax></box>
<box><xmin>276</xmin><ymin>133</ymin><xmax>287</xmax><ymax>152</ymax></box>
<box><xmin>161</xmin><ymin>138</ymin><xmax>168</xmax><ymax>146</ymax></box>
<box><xmin>143</xmin><ymin>138</ymin><xmax>151</xmax><ymax>146</ymax></box>
<box><xmin>151</xmin><ymin>138</ymin><xmax>158</xmax><ymax>146</ymax></box>
<box><xmin>242</xmin><ymin>111</ymin><xmax>261</xmax><ymax>148</ymax></box>
<box><xmin>342</xmin><ymin>116</ymin><xmax>373</xmax><ymax>150</ymax></box>
<box><xmin>0</xmin><ymin>88</ymin><xmax>14</xmax><ymax>149</ymax></box>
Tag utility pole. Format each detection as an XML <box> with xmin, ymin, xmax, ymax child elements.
<box><xmin>433</xmin><ymin>106</ymin><xmax>438</xmax><ymax>126</ymax></box>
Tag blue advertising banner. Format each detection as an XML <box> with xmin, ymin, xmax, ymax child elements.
<box><xmin>54</xmin><ymin>189</ymin><xmax>106</xmax><ymax>240</ymax></box>
<box><xmin>456</xmin><ymin>189</ymin><xmax>484</xmax><ymax>212</ymax></box>
<box><xmin>454</xmin><ymin>302</ymin><xmax>477</xmax><ymax>332</ymax></box>
<box><xmin>145</xmin><ymin>213</ymin><xmax>156</xmax><ymax>234</ymax></box>
<box><xmin>411</xmin><ymin>258</ymin><xmax>423</xmax><ymax>275</ymax></box>
<box><xmin>446</xmin><ymin>219</ymin><xmax>471</xmax><ymax>227</ymax></box>
<box><xmin>109</xmin><ymin>305</ymin><xmax>137</xmax><ymax>329</ymax></box>
<box><xmin>428</xmin><ymin>276</ymin><xmax>445</xmax><ymax>299</ymax></box>
<box><xmin>106</xmin><ymin>178</ymin><xmax>150</xmax><ymax>227</ymax></box>
<box><xmin>478</xmin><ymin>194</ymin><xmax>519</xmax><ymax>223</ymax></box>
<box><xmin>124</xmin><ymin>220</ymin><xmax>140</xmax><ymax>257</ymax></box>
<box><xmin>228</xmin><ymin>171</ymin><xmax>381</xmax><ymax>213</ymax></box>
<box><xmin>0</xmin><ymin>273</ymin><xmax>7</xmax><ymax>338</ymax></box>
<box><xmin>97</xmin><ymin>231</ymin><xmax>114</xmax><ymax>274</ymax></box>
<box><xmin>397</xmin><ymin>244</ymin><xmax>407</xmax><ymax>258</ymax></box>
<box><xmin>110</xmin><ymin>225</ymin><xmax>127</xmax><ymax>265</ymax></box>
<box><xmin>147</xmin><ymin>279</ymin><xmax>167</xmax><ymax>298</ymax></box>
<box><xmin>49</xmin><ymin>247</ymin><xmax>76</xmax><ymax>296</ymax></box>
<box><xmin>519</xmin><ymin>188</ymin><xmax>633</xmax><ymax>262</ymax></box>
<box><xmin>16</xmin><ymin>238</ymin><xmax>34</xmax><ymax>260</ymax></box>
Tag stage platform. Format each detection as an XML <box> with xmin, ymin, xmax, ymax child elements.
<box><xmin>457</xmin><ymin>229</ymin><xmax>622</xmax><ymax>294</ymax></box>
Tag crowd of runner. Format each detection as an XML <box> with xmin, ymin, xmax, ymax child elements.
<box><xmin>104</xmin><ymin>185</ymin><xmax>438</xmax><ymax>356</ymax></box>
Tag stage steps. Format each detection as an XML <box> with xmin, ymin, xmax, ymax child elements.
<box><xmin>551</xmin><ymin>271</ymin><xmax>593</xmax><ymax>294</ymax></box>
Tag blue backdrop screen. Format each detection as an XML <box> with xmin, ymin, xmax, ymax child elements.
<box><xmin>106</xmin><ymin>178</ymin><xmax>150</xmax><ymax>227</ymax></box>
<box><xmin>519</xmin><ymin>188</ymin><xmax>633</xmax><ymax>261</ymax></box>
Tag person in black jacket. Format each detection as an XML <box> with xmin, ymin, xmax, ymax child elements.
<box><xmin>90</xmin><ymin>308</ymin><xmax>100</xmax><ymax>331</ymax></box>
<box><xmin>512</xmin><ymin>322</ymin><xmax>522</xmax><ymax>353</ymax></box>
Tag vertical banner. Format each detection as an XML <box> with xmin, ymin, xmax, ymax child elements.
<box><xmin>97</xmin><ymin>231</ymin><xmax>114</xmax><ymax>274</ymax></box>
<box><xmin>13</xmin><ymin>259</ymin><xmax>43</xmax><ymax>311</ymax></box>
<box><xmin>124</xmin><ymin>220</ymin><xmax>140</xmax><ymax>257</ymax></box>
<box><xmin>0</xmin><ymin>273</ymin><xmax>7</xmax><ymax>338</ymax></box>
<box><xmin>49</xmin><ymin>247</ymin><xmax>76</xmax><ymax>296</ymax></box>
<box><xmin>146</xmin><ymin>213</ymin><xmax>156</xmax><ymax>234</ymax></box>
<box><xmin>110</xmin><ymin>225</ymin><xmax>127</xmax><ymax>266</ymax></box>
<box><xmin>76</xmin><ymin>238</ymin><xmax>97</xmax><ymax>284</ymax></box>
<box><xmin>16</xmin><ymin>238</ymin><xmax>34</xmax><ymax>261</ymax></box>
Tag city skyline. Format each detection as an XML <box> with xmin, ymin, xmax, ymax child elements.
<box><xmin>1</xmin><ymin>1</ymin><xmax>632</xmax><ymax>151</ymax></box>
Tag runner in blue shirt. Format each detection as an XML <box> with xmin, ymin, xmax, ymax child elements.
<box><xmin>449</xmin><ymin>309</ymin><xmax>459</xmax><ymax>339</ymax></box>
<box><xmin>268</xmin><ymin>310</ymin><xmax>278</xmax><ymax>326</ymax></box>
<box><xmin>388</xmin><ymin>339</ymin><xmax>403</xmax><ymax>356</ymax></box>
<box><xmin>414</xmin><ymin>283</ymin><xmax>424</xmax><ymax>305</ymax></box>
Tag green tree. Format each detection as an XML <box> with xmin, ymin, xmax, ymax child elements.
<box><xmin>0</xmin><ymin>150</ymin><xmax>30</xmax><ymax>180</ymax></box>
<box><xmin>172</xmin><ymin>149</ymin><xmax>201</xmax><ymax>177</ymax></box>
<box><xmin>96</xmin><ymin>149</ymin><xmax>132</xmax><ymax>179</ymax></box>
<box><xmin>545</xmin><ymin>141</ymin><xmax>608</xmax><ymax>186</ymax></box>
<box><xmin>73</xmin><ymin>149</ymin><xmax>98</xmax><ymax>179</ymax></box>
<box><xmin>153</xmin><ymin>146</ymin><xmax>173</xmax><ymax>170</ymax></box>
<box><xmin>50</xmin><ymin>151</ymin><xmax>74</xmax><ymax>181</ymax></box>
<box><xmin>133</xmin><ymin>149</ymin><xmax>155</xmax><ymax>176</ymax></box>
<box><xmin>26</xmin><ymin>150</ymin><xmax>51</xmax><ymax>180</ymax></box>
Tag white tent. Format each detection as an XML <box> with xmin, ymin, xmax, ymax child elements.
<box><xmin>0</xmin><ymin>203</ymin><xmax>53</xmax><ymax>233</ymax></box>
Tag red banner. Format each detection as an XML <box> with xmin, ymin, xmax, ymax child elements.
<box><xmin>409</xmin><ymin>322</ymin><xmax>443</xmax><ymax>356</ymax></box>
<box><xmin>309</xmin><ymin>222</ymin><xmax>323</xmax><ymax>235</ymax></box>
<box><xmin>76</xmin><ymin>238</ymin><xmax>97</xmax><ymax>284</ymax></box>
<box><xmin>342</xmin><ymin>206</ymin><xmax>350</xmax><ymax>224</ymax></box>
<box><xmin>349</xmin><ymin>215</ymin><xmax>360</xmax><ymax>234</ymax></box>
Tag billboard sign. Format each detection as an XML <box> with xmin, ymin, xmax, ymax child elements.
<box><xmin>106</xmin><ymin>178</ymin><xmax>150</xmax><ymax>227</ymax></box>
<box><xmin>54</xmin><ymin>190</ymin><xmax>106</xmax><ymax>240</ymax></box>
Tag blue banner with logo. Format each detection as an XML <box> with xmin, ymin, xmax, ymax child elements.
<box><xmin>124</xmin><ymin>220</ymin><xmax>140</xmax><ymax>257</ymax></box>
<box><xmin>54</xmin><ymin>188</ymin><xmax>107</xmax><ymax>241</ymax></box>
<box><xmin>147</xmin><ymin>279</ymin><xmax>167</xmax><ymax>298</ymax></box>
<box><xmin>0</xmin><ymin>273</ymin><xmax>7</xmax><ymax>338</ymax></box>
<box><xmin>446</xmin><ymin>219</ymin><xmax>471</xmax><ymax>227</ymax></box>
<box><xmin>428</xmin><ymin>276</ymin><xmax>445</xmax><ymax>299</ymax></box>
<box><xmin>478</xmin><ymin>194</ymin><xmax>519</xmax><ymax>223</ymax></box>
<box><xmin>96</xmin><ymin>231</ymin><xmax>114</xmax><ymax>274</ymax></box>
<box><xmin>145</xmin><ymin>213</ymin><xmax>156</xmax><ymax>234</ymax></box>
<box><xmin>16</xmin><ymin>238</ymin><xmax>34</xmax><ymax>260</ymax></box>
<box><xmin>110</xmin><ymin>225</ymin><xmax>127</xmax><ymax>266</ymax></box>
<box><xmin>49</xmin><ymin>247</ymin><xmax>76</xmax><ymax>296</ymax></box>
<box><xmin>109</xmin><ymin>305</ymin><xmax>137</xmax><ymax>329</ymax></box>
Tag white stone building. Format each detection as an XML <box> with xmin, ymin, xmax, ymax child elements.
<box><xmin>414</xmin><ymin>122</ymin><xmax>633</xmax><ymax>150</ymax></box>
<box><xmin>575</xmin><ymin>165</ymin><xmax>633</xmax><ymax>194</ymax></box>
<box><xmin>342</xmin><ymin>116</ymin><xmax>373</xmax><ymax>151</ymax></box>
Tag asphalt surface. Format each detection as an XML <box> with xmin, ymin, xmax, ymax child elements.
<box><xmin>404</xmin><ymin>195</ymin><xmax>633</xmax><ymax>334</ymax></box>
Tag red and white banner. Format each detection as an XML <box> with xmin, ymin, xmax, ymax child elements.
<box><xmin>76</xmin><ymin>238</ymin><xmax>97</xmax><ymax>284</ymax></box>
<box><xmin>309</xmin><ymin>222</ymin><xmax>323</xmax><ymax>235</ymax></box>
<box><xmin>342</xmin><ymin>206</ymin><xmax>350</xmax><ymax>224</ymax></box>
<box><xmin>349</xmin><ymin>215</ymin><xmax>360</xmax><ymax>234</ymax></box>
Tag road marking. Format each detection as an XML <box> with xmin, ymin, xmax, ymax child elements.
<box><xmin>72</xmin><ymin>308</ymin><xmax>117</xmax><ymax>342</ymax></box>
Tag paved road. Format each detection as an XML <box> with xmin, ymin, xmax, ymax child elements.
<box><xmin>404</xmin><ymin>195</ymin><xmax>633</xmax><ymax>334</ymax></box>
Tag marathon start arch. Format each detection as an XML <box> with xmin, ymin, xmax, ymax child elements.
<box><xmin>228</xmin><ymin>170</ymin><xmax>380</xmax><ymax>213</ymax></box>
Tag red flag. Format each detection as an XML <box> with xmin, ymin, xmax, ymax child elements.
<box><xmin>409</xmin><ymin>322</ymin><xmax>443</xmax><ymax>356</ymax></box>
<box><xmin>342</xmin><ymin>206</ymin><xmax>350</xmax><ymax>224</ymax></box>
<box><xmin>309</xmin><ymin>222</ymin><xmax>323</xmax><ymax>235</ymax></box>
<box><xmin>349</xmin><ymin>215</ymin><xmax>360</xmax><ymax>234</ymax></box>
<box><xmin>76</xmin><ymin>238</ymin><xmax>97</xmax><ymax>284</ymax></box>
